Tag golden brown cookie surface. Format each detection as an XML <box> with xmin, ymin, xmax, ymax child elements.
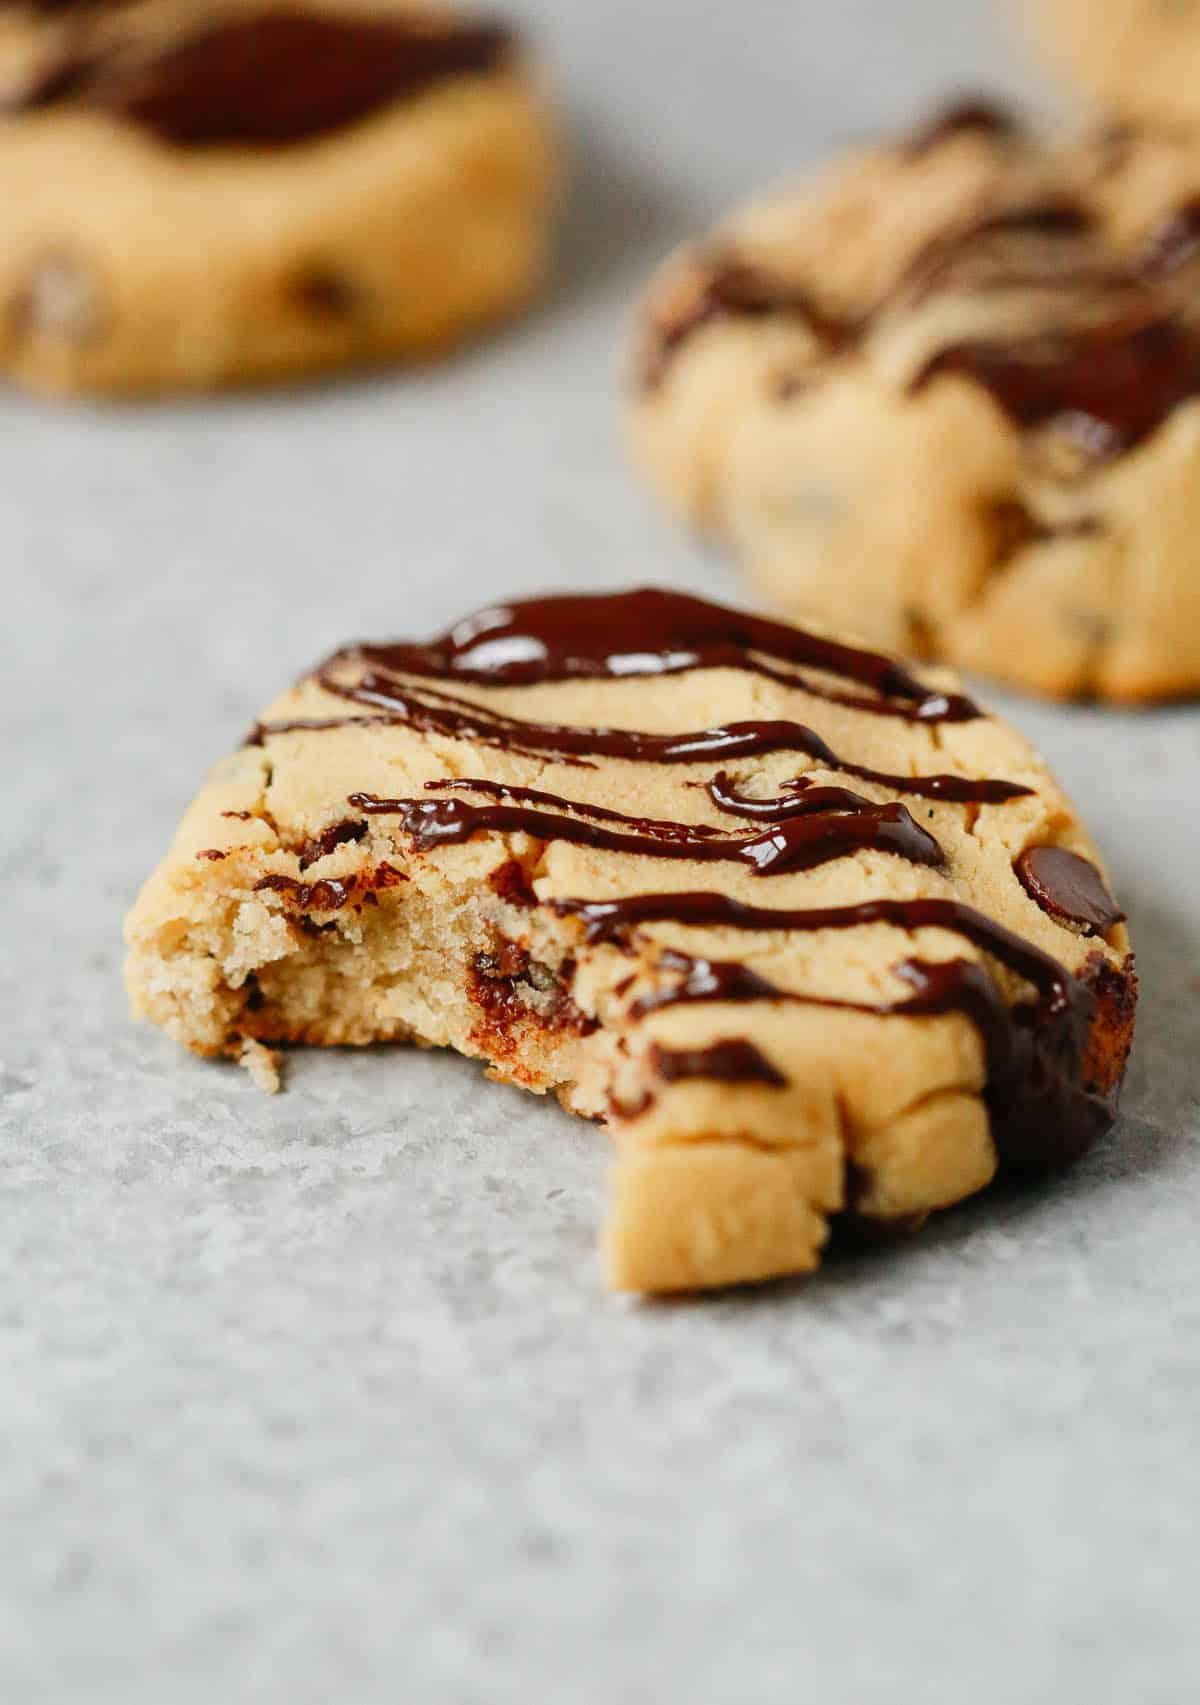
<box><xmin>0</xmin><ymin>0</ymin><xmax>557</xmax><ymax>394</ymax></box>
<box><xmin>630</xmin><ymin>105</ymin><xmax>1200</xmax><ymax>702</ymax></box>
<box><xmin>125</xmin><ymin>588</ymin><xmax>1136</xmax><ymax>1293</ymax></box>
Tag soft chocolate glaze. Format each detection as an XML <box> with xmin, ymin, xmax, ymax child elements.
<box><xmin>550</xmin><ymin>890</ymin><xmax>1115</xmax><ymax>1173</ymax></box>
<box><xmin>913</xmin><ymin>313</ymin><xmax>1200</xmax><ymax>461</ymax></box>
<box><xmin>322</xmin><ymin>588</ymin><xmax>979</xmax><ymax>723</ymax></box>
<box><xmin>13</xmin><ymin>12</ymin><xmax>513</xmax><ymax>146</ymax></box>
<box><xmin>1015</xmin><ymin>846</ymin><xmax>1124</xmax><ymax>936</ymax></box>
<box><xmin>348</xmin><ymin>788</ymin><xmax>945</xmax><ymax>878</ymax></box>
<box><xmin>649</xmin><ymin>1038</ymin><xmax>787</xmax><ymax>1089</ymax></box>
<box><xmin>902</xmin><ymin>97</ymin><xmax>1023</xmax><ymax>159</ymax></box>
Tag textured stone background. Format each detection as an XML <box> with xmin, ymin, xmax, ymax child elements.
<box><xmin>3</xmin><ymin>2</ymin><xmax>1199</xmax><ymax>1700</ymax></box>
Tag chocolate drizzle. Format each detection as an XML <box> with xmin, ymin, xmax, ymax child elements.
<box><xmin>348</xmin><ymin>787</ymin><xmax>945</xmax><ymax>878</ymax></box>
<box><xmin>639</xmin><ymin>260</ymin><xmax>850</xmax><ymax>389</ymax></box>
<box><xmin>323</xmin><ymin>589</ymin><xmax>978</xmax><ymax>722</ymax></box>
<box><xmin>897</xmin><ymin>201</ymin><xmax>1129</xmax><ymax>308</ymax></box>
<box><xmin>650</xmin><ymin>1038</ymin><xmax>788</xmax><ymax>1089</ymax></box>
<box><xmin>631</xmin><ymin>950</ymin><xmax>787</xmax><ymax>1016</ymax></box>
<box><xmin>901</xmin><ymin>96</ymin><xmax>1024</xmax><ymax>159</ymax></box>
<box><xmin>331</xmin><ymin>690</ymin><xmax>970</xmax><ymax>767</ymax></box>
<box><xmin>550</xmin><ymin>891</ymin><xmax>1116</xmax><ymax>1173</ymax></box>
<box><xmin>263</xmin><ymin>685</ymin><xmax>993</xmax><ymax>768</ymax></box>
<box><xmin>637</xmin><ymin>105</ymin><xmax>1200</xmax><ymax>466</ymax></box>
<box><xmin>10</xmin><ymin>12</ymin><xmax>513</xmax><ymax>146</ymax></box>
<box><xmin>912</xmin><ymin>313</ymin><xmax>1200</xmax><ymax>462</ymax></box>
<box><xmin>706</xmin><ymin>759</ymin><xmax>1029</xmax><ymax>813</ymax></box>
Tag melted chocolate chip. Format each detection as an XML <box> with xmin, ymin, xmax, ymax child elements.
<box><xmin>912</xmin><ymin>313</ymin><xmax>1200</xmax><ymax>462</ymax></box>
<box><xmin>255</xmin><ymin>873</ymin><xmax>355</xmax><ymax>911</ymax></box>
<box><xmin>650</xmin><ymin>1038</ymin><xmax>787</xmax><ymax>1089</ymax></box>
<box><xmin>296</xmin><ymin>819</ymin><xmax>367</xmax><ymax>872</ymax></box>
<box><xmin>11</xmin><ymin>12</ymin><xmax>513</xmax><ymax>146</ymax></box>
<box><xmin>467</xmin><ymin>942</ymin><xmax>594</xmax><ymax>1044</ymax></box>
<box><xmin>1015</xmin><ymin>846</ymin><xmax>1124</xmax><ymax>936</ymax></box>
<box><xmin>289</xmin><ymin>268</ymin><xmax>360</xmax><ymax>319</ymax></box>
<box><xmin>488</xmin><ymin>858</ymin><xmax>539</xmax><ymax>910</ymax></box>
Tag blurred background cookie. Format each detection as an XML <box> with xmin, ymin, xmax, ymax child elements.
<box><xmin>0</xmin><ymin>1</ymin><xmax>558</xmax><ymax>394</ymax></box>
<box><xmin>1024</xmin><ymin>0</ymin><xmax>1200</xmax><ymax>126</ymax></box>
<box><xmin>629</xmin><ymin>104</ymin><xmax>1200</xmax><ymax>703</ymax></box>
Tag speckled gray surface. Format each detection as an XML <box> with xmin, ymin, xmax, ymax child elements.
<box><xmin>3</xmin><ymin>3</ymin><xmax>1199</xmax><ymax>1700</ymax></box>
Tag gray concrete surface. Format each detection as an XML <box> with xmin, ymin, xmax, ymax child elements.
<box><xmin>3</xmin><ymin>2</ymin><xmax>1198</xmax><ymax>1700</ymax></box>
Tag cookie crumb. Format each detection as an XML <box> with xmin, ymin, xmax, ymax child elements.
<box><xmin>238</xmin><ymin>1038</ymin><xmax>282</xmax><ymax>1093</ymax></box>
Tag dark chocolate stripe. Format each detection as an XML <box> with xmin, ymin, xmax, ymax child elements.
<box><xmin>348</xmin><ymin>790</ymin><xmax>945</xmax><ymax>878</ymax></box>
<box><xmin>649</xmin><ymin>1038</ymin><xmax>788</xmax><ymax>1089</ymax></box>
<box><xmin>11</xmin><ymin>12</ymin><xmax>514</xmax><ymax>146</ymax></box>
<box><xmin>551</xmin><ymin>891</ymin><xmax>1066</xmax><ymax>996</ymax></box>
<box><xmin>320</xmin><ymin>589</ymin><xmax>980</xmax><ymax>723</ymax></box>
<box><xmin>706</xmin><ymin>759</ymin><xmax>1029</xmax><ymax>813</ymax></box>
<box><xmin>638</xmin><ymin>260</ymin><xmax>852</xmax><ymax>389</ymax></box>
<box><xmin>912</xmin><ymin>313</ymin><xmax>1200</xmax><ymax>462</ymax></box>
<box><xmin>259</xmin><ymin>683</ymin><xmax>1001</xmax><ymax>773</ymax></box>
<box><xmin>901</xmin><ymin>96</ymin><xmax>1024</xmax><ymax>159</ymax></box>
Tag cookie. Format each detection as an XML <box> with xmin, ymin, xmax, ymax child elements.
<box><xmin>629</xmin><ymin>103</ymin><xmax>1200</xmax><ymax>702</ymax></box>
<box><xmin>1026</xmin><ymin>0</ymin><xmax>1200</xmax><ymax>127</ymax></box>
<box><xmin>124</xmin><ymin>587</ymin><xmax>1136</xmax><ymax>1294</ymax></box>
<box><xmin>0</xmin><ymin>1</ymin><xmax>557</xmax><ymax>394</ymax></box>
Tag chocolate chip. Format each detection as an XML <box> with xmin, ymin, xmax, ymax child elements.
<box><xmin>290</xmin><ymin>268</ymin><xmax>361</xmax><ymax>319</ymax></box>
<box><xmin>1015</xmin><ymin>845</ymin><xmax>1125</xmax><ymax>936</ymax></box>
